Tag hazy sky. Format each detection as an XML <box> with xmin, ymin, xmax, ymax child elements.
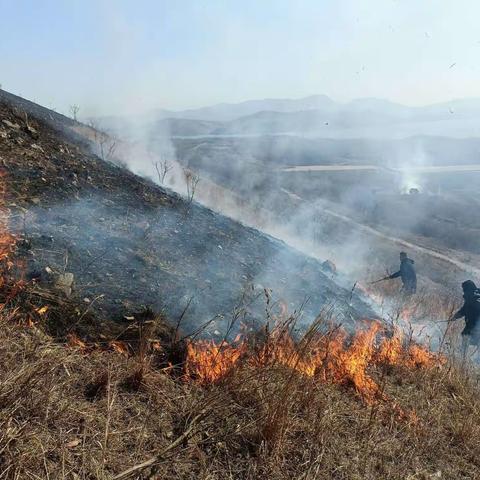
<box><xmin>1</xmin><ymin>0</ymin><xmax>479</xmax><ymax>116</ymax></box>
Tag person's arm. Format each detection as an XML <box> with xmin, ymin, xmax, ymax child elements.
<box><xmin>389</xmin><ymin>270</ymin><xmax>401</xmax><ymax>279</ymax></box>
<box><xmin>453</xmin><ymin>305</ymin><xmax>466</xmax><ymax>320</ymax></box>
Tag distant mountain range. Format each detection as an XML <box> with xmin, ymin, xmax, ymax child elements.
<box><xmin>97</xmin><ymin>95</ymin><xmax>480</xmax><ymax>139</ymax></box>
<box><xmin>154</xmin><ymin>95</ymin><xmax>337</xmax><ymax>122</ymax></box>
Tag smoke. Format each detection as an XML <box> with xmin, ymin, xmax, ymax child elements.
<box><xmin>19</xmin><ymin>187</ymin><xmax>376</xmax><ymax>340</ymax></box>
<box><xmin>397</xmin><ymin>144</ymin><xmax>428</xmax><ymax>194</ymax></box>
<box><xmin>41</xmin><ymin>4</ymin><xmax>478</xmax><ymax>340</ymax></box>
<box><xmin>93</xmin><ymin>109</ymin><xmax>477</xmax><ymax>319</ymax></box>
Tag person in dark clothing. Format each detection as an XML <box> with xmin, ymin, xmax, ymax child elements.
<box><xmin>452</xmin><ymin>280</ymin><xmax>480</xmax><ymax>351</ymax></box>
<box><xmin>388</xmin><ymin>252</ymin><xmax>417</xmax><ymax>294</ymax></box>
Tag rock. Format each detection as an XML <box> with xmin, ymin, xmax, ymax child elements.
<box><xmin>55</xmin><ymin>272</ymin><xmax>74</xmax><ymax>296</ymax></box>
<box><xmin>31</xmin><ymin>143</ymin><xmax>44</xmax><ymax>152</ymax></box>
<box><xmin>24</xmin><ymin>124</ymin><xmax>39</xmax><ymax>139</ymax></box>
<box><xmin>2</xmin><ymin>119</ymin><xmax>20</xmax><ymax>130</ymax></box>
<box><xmin>0</xmin><ymin>129</ymin><xmax>7</xmax><ymax>139</ymax></box>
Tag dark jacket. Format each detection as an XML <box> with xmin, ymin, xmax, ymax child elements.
<box><xmin>390</xmin><ymin>258</ymin><xmax>417</xmax><ymax>293</ymax></box>
<box><xmin>454</xmin><ymin>286</ymin><xmax>480</xmax><ymax>339</ymax></box>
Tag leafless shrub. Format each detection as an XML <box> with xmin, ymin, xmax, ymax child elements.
<box><xmin>87</xmin><ymin>119</ymin><xmax>117</xmax><ymax>162</ymax></box>
<box><xmin>183</xmin><ymin>169</ymin><xmax>200</xmax><ymax>205</ymax></box>
<box><xmin>69</xmin><ymin>104</ymin><xmax>80</xmax><ymax>121</ymax></box>
<box><xmin>153</xmin><ymin>156</ymin><xmax>172</xmax><ymax>185</ymax></box>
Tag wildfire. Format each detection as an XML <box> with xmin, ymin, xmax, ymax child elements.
<box><xmin>67</xmin><ymin>333</ymin><xmax>88</xmax><ymax>351</ymax></box>
<box><xmin>0</xmin><ymin>170</ymin><xmax>21</xmax><ymax>306</ymax></box>
<box><xmin>184</xmin><ymin>321</ymin><xmax>443</xmax><ymax>409</ymax></box>
<box><xmin>185</xmin><ymin>339</ymin><xmax>246</xmax><ymax>384</ymax></box>
<box><xmin>0</xmin><ymin>166</ymin><xmax>445</xmax><ymax>420</ymax></box>
<box><xmin>67</xmin><ymin>333</ymin><xmax>130</xmax><ymax>356</ymax></box>
<box><xmin>35</xmin><ymin>305</ymin><xmax>49</xmax><ymax>315</ymax></box>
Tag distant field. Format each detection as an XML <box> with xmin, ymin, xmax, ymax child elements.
<box><xmin>282</xmin><ymin>164</ymin><xmax>480</xmax><ymax>173</ymax></box>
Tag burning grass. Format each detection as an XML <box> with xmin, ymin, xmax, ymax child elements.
<box><xmin>184</xmin><ymin>317</ymin><xmax>444</xmax><ymax>426</ymax></box>
<box><xmin>2</xmin><ymin>305</ymin><xmax>480</xmax><ymax>479</ymax></box>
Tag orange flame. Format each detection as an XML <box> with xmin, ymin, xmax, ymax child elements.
<box><xmin>67</xmin><ymin>333</ymin><xmax>89</xmax><ymax>352</ymax></box>
<box><xmin>185</xmin><ymin>339</ymin><xmax>247</xmax><ymax>384</ymax></box>
<box><xmin>36</xmin><ymin>305</ymin><xmax>49</xmax><ymax>315</ymax></box>
<box><xmin>185</xmin><ymin>321</ymin><xmax>443</xmax><ymax>411</ymax></box>
<box><xmin>109</xmin><ymin>340</ymin><xmax>129</xmax><ymax>356</ymax></box>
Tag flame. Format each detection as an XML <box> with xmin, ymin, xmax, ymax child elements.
<box><xmin>109</xmin><ymin>340</ymin><xmax>129</xmax><ymax>356</ymax></box>
<box><xmin>67</xmin><ymin>333</ymin><xmax>89</xmax><ymax>352</ymax></box>
<box><xmin>406</xmin><ymin>344</ymin><xmax>440</xmax><ymax>368</ymax></box>
<box><xmin>185</xmin><ymin>321</ymin><xmax>443</xmax><ymax>413</ymax></box>
<box><xmin>36</xmin><ymin>305</ymin><xmax>49</xmax><ymax>315</ymax></box>
<box><xmin>377</xmin><ymin>327</ymin><xmax>440</xmax><ymax>369</ymax></box>
<box><xmin>0</xmin><ymin>169</ymin><xmax>24</xmax><ymax>314</ymax></box>
<box><xmin>184</xmin><ymin>339</ymin><xmax>246</xmax><ymax>384</ymax></box>
<box><xmin>324</xmin><ymin>322</ymin><xmax>382</xmax><ymax>403</ymax></box>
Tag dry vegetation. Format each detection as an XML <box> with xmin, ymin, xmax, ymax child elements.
<box><xmin>1</xmin><ymin>286</ymin><xmax>480</xmax><ymax>480</ymax></box>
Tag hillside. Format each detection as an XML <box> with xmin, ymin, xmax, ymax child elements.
<box><xmin>0</xmin><ymin>90</ymin><xmax>373</xmax><ymax>337</ymax></box>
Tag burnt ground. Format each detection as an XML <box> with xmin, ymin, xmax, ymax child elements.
<box><xmin>0</xmin><ymin>91</ymin><xmax>375</xmax><ymax>337</ymax></box>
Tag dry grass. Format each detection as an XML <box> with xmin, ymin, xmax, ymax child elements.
<box><xmin>1</xmin><ymin>292</ymin><xmax>480</xmax><ymax>480</ymax></box>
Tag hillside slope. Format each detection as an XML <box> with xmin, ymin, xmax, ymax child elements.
<box><xmin>0</xmin><ymin>90</ymin><xmax>374</xmax><ymax>336</ymax></box>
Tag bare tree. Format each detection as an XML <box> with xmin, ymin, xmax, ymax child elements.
<box><xmin>87</xmin><ymin>120</ymin><xmax>117</xmax><ymax>162</ymax></box>
<box><xmin>100</xmin><ymin>135</ymin><xmax>117</xmax><ymax>162</ymax></box>
<box><xmin>69</xmin><ymin>104</ymin><xmax>80</xmax><ymax>121</ymax></box>
<box><xmin>184</xmin><ymin>169</ymin><xmax>200</xmax><ymax>205</ymax></box>
<box><xmin>153</xmin><ymin>156</ymin><xmax>172</xmax><ymax>185</ymax></box>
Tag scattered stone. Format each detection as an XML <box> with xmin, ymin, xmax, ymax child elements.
<box><xmin>2</xmin><ymin>119</ymin><xmax>20</xmax><ymax>130</ymax></box>
<box><xmin>24</xmin><ymin>124</ymin><xmax>39</xmax><ymax>139</ymax></box>
<box><xmin>31</xmin><ymin>143</ymin><xmax>44</xmax><ymax>152</ymax></box>
<box><xmin>55</xmin><ymin>272</ymin><xmax>74</xmax><ymax>297</ymax></box>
